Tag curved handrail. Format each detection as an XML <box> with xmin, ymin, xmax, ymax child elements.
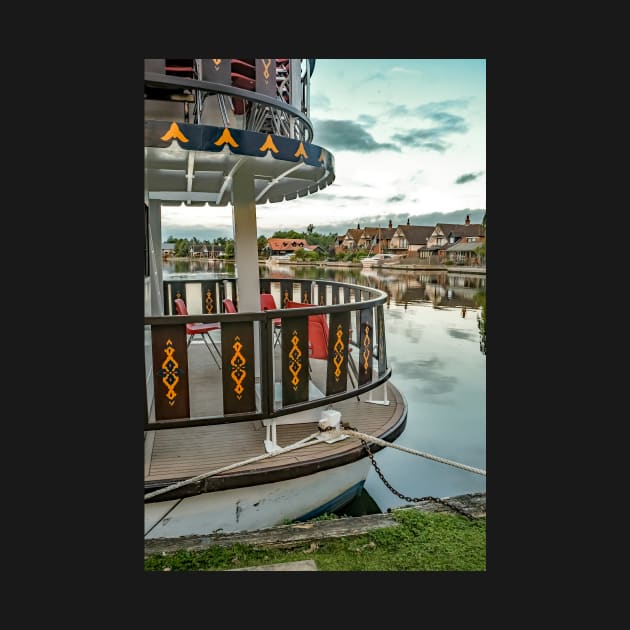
<box><xmin>145</xmin><ymin>72</ymin><xmax>313</xmax><ymax>142</ymax></box>
<box><xmin>145</xmin><ymin>278</ymin><xmax>390</xmax><ymax>431</ymax></box>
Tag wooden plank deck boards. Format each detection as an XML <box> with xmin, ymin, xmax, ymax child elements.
<box><xmin>146</xmin><ymin>342</ymin><xmax>405</xmax><ymax>484</ymax></box>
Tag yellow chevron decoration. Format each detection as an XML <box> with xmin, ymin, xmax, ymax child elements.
<box><xmin>215</xmin><ymin>128</ymin><xmax>239</xmax><ymax>148</ymax></box>
<box><xmin>362</xmin><ymin>323</ymin><xmax>371</xmax><ymax>371</ymax></box>
<box><xmin>333</xmin><ymin>325</ymin><xmax>345</xmax><ymax>380</ymax></box>
<box><xmin>204</xmin><ymin>289</ymin><xmax>214</xmax><ymax>313</ymax></box>
<box><xmin>318</xmin><ymin>150</ymin><xmax>325</xmax><ymax>163</ymax></box>
<box><xmin>230</xmin><ymin>336</ymin><xmax>247</xmax><ymax>398</ymax></box>
<box><xmin>262</xmin><ymin>59</ymin><xmax>271</xmax><ymax>80</ymax></box>
<box><xmin>259</xmin><ymin>135</ymin><xmax>279</xmax><ymax>154</ymax></box>
<box><xmin>294</xmin><ymin>142</ymin><xmax>308</xmax><ymax>159</ymax></box>
<box><xmin>288</xmin><ymin>332</ymin><xmax>303</xmax><ymax>389</ymax></box>
<box><xmin>161</xmin><ymin>122</ymin><xmax>189</xmax><ymax>143</ymax></box>
<box><xmin>160</xmin><ymin>339</ymin><xmax>181</xmax><ymax>405</ymax></box>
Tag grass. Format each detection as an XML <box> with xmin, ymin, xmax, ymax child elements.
<box><xmin>144</xmin><ymin>509</ymin><xmax>486</xmax><ymax>572</ymax></box>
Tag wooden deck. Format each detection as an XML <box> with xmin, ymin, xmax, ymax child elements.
<box><xmin>145</xmin><ymin>339</ymin><xmax>407</xmax><ymax>497</ymax></box>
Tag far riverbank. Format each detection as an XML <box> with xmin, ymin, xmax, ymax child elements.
<box><xmin>166</xmin><ymin>257</ymin><xmax>486</xmax><ymax>275</ymax></box>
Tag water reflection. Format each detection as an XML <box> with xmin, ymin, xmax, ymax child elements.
<box><xmin>266</xmin><ymin>265</ymin><xmax>485</xmax><ymax>309</ymax></box>
<box><xmin>164</xmin><ymin>258</ymin><xmax>233</xmax><ymax>277</ymax></box>
<box><xmin>164</xmin><ymin>261</ymin><xmax>485</xmax><ymax>304</ymax></box>
<box><xmin>163</xmin><ymin>260</ymin><xmax>487</xmax><ymax>353</ymax></box>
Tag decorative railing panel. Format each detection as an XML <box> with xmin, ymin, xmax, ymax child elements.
<box><xmin>220</xmin><ymin>320</ymin><xmax>256</xmax><ymax>414</ymax></box>
<box><xmin>358</xmin><ymin>308</ymin><xmax>374</xmax><ymax>386</ymax></box>
<box><xmin>299</xmin><ymin>280</ymin><xmax>312</xmax><ymax>304</ymax></box>
<box><xmin>151</xmin><ymin>324</ymin><xmax>190</xmax><ymax>420</ymax></box>
<box><xmin>280</xmin><ymin>315</ymin><xmax>309</xmax><ymax>405</ymax></box>
<box><xmin>200</xmin><ymin>281</ymin><xmax>219</xmax><ymax>313</ymax></box>
<box><xmin>280</xmin><ymin>280</ymin><xmax>293</xmax><ymax>307</ymax></box>
<box><xmin>326</xmin><ymin>310</ymin><xmax>351</xmax><ymax>395</ymax></box>
<box><xmin>376</xmin><ymin>305</ymin><xmax>387</xmax><ymax>377</ymax></box>
<box><xmin>166</xmin><ymin>281</ymin><xmax>187</xmax><ymax>314</ymax></box>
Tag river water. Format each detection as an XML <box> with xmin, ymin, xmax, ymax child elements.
<box><xmin>162</xmin><ymin>259</ymin><xmax>486</xmax><ymax>515</ymax></box>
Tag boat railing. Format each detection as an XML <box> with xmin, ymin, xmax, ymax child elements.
<box><xmin>145</xmin><ymin>58</ymin><xmax>313</xmax><ymax>142</ymax></box>
<box><xmin>144</xmin><ymin>278</ymin><xmax>391</xmax><ymax>431</ymax></box>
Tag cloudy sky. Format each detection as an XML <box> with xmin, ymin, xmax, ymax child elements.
<box><xmin>161</xmin><ymin>58</ymin><xmax>486</xmax><ymax>240</ymax></box>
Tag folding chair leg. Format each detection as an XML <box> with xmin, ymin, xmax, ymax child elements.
<box><xmin>348</xmin><ymin>352</ymin><xmax>360</xmax><ymax>401</ymax></box>
<box><xmin>207</xmin><ymin>333</ymin><xmax>222</xmax><ymax>361</ymax></box>
<box><xmin>201</xmin><ymin>333</ymin><xmax>222</xmax><ymax>369</ymax></box>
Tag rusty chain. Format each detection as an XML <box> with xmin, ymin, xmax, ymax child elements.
<box><xmin>357</xmin><ymin>434</ymin><xmax>476</xmax><ymax>520</ymax></box>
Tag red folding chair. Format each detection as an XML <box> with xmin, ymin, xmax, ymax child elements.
<box><xmin>222</xmin><ymin>298</ymin><xmax>237</xmax><ymax>313</ymax></box>
<box><xmin>260</xmin><ymin>293</ymin><xmax>282</xmax><ymax>347</ymax></box>
<box><xmin>230</xmin><ymin>63</ymin><xmax>255</xmax><ymax>115</ymax></box>
<box><xmin>285</xmin><ymin>300</ymin><xmax>358</xmax><ymax>392</ymax></box>
<box><xmin>174</xmin><ymin>298</ymin><xmax>221</xmax><ymax>368</ymax></box>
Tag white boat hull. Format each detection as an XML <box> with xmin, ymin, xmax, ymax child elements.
<box><xmin>144</xmin><ymin>458</ymin><xmax>372</xmax><ymax>538</ymax></box>
<box><xmin>361</xmin><ymin>254</ymin><xmax>402</xmax><ymax>267</ymax></box>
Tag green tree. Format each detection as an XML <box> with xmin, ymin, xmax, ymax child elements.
<box><xmin>272</xmin><ymin>230</ymin><xmax>306</xmax><ymax>240</ymax></box>
<box><xmin>257</xmin><ymin>235</ymin><xmax>268</xmax><ymax>256</ymax></box>
<box><xmin>174</xmin><ymin>238</ymin><xmax>189</xmax><ymax>257</ymax></box>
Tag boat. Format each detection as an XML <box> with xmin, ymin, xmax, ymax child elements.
<box><xmin>144</xmin><ymin>58</ymin><xmax>408</xmax><ymax>539</ymax></box>
<box><xmin>361</xmin><ymin>253</ymin><xmax>403</xmax><ymax>267</ymax></box>
<box><xmin>265</xmin><ymin>253</ymin><xmax>294</xmax><ymax>265</ymax></box>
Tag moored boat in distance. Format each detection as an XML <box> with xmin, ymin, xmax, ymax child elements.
<box><xmin>361</xmin><ymin>253</ymin><xmax>403</xmax><ymax>267</ymax></box>
<box><xmin>144</xmin><ymin>58</ymin><xmax>408</xmax><ymax>539</ymax></box>
<box><xmin>265</xmin><ymin>253</ymin><xmax>294</xmax><ymax>265</ymax></box>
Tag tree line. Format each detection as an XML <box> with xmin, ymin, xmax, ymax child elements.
<box><xmin>166</xmin><ymin>228</ymin><xmax>339</xmax><ymax>258</ymax></box>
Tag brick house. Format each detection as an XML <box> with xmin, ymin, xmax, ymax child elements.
<box><xmin>426</xmin><ymin>215</ymin><xmax>485</xmax><ymax>263</ymax></box>
<box><xmin>389</xmin><ymin>221</ymin><xmax>434</xmax><ymax>258</ymax></box>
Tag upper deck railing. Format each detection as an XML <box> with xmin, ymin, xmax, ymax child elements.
<box><xmin>144</xmin><ymin>277</ymin><xmax>390</xmax><ymax>431</ymax></box>
<box><xmin>145</xmin><ymin>58</ymin><xmax>315</xmax><ymax>142</ymax></box>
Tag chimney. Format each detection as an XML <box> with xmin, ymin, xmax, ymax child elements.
<box><xmin>406</xmin><ymin>218</ymin><xmax>410</xmax><ymax>225</ymax></box>
<box><xmin>357</xmin><ymin>223</ymin><xmax>360</xmax><ymax>230</ymax></box>
<box><xmin>388</xmin><ymin>219</ymin><xmax>392</xmax><ymax>228</ymax></box>
<box><xmin>465</xmin><ymin>214</ymin><xmax>470</xmax><ymax>225</ymax></box>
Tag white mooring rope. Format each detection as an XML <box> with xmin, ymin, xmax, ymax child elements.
<box><xmin>144</xmin><ymin>431</ymin><xmax>323</xmax><ymax>501</ymax></box>
<box><xmin>340</xmin><ymin>429</ymin><xmax>486</xmax><ymax>476</ymax></box>
<box><xmin>145</xmin><ymin>425</ymin><xmax>485</xmax><ymax>503</ymax></box>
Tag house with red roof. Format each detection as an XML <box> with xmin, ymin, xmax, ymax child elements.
<box><xmin>266</xmin><ymin>237</ymin><xmax>309</xmax><ymax>256</ymax></box>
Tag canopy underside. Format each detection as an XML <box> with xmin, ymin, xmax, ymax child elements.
<box><xmin>145</xmin><ymin>121</ymin><xmax>335</xmax><ymax>207</ymax></box>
